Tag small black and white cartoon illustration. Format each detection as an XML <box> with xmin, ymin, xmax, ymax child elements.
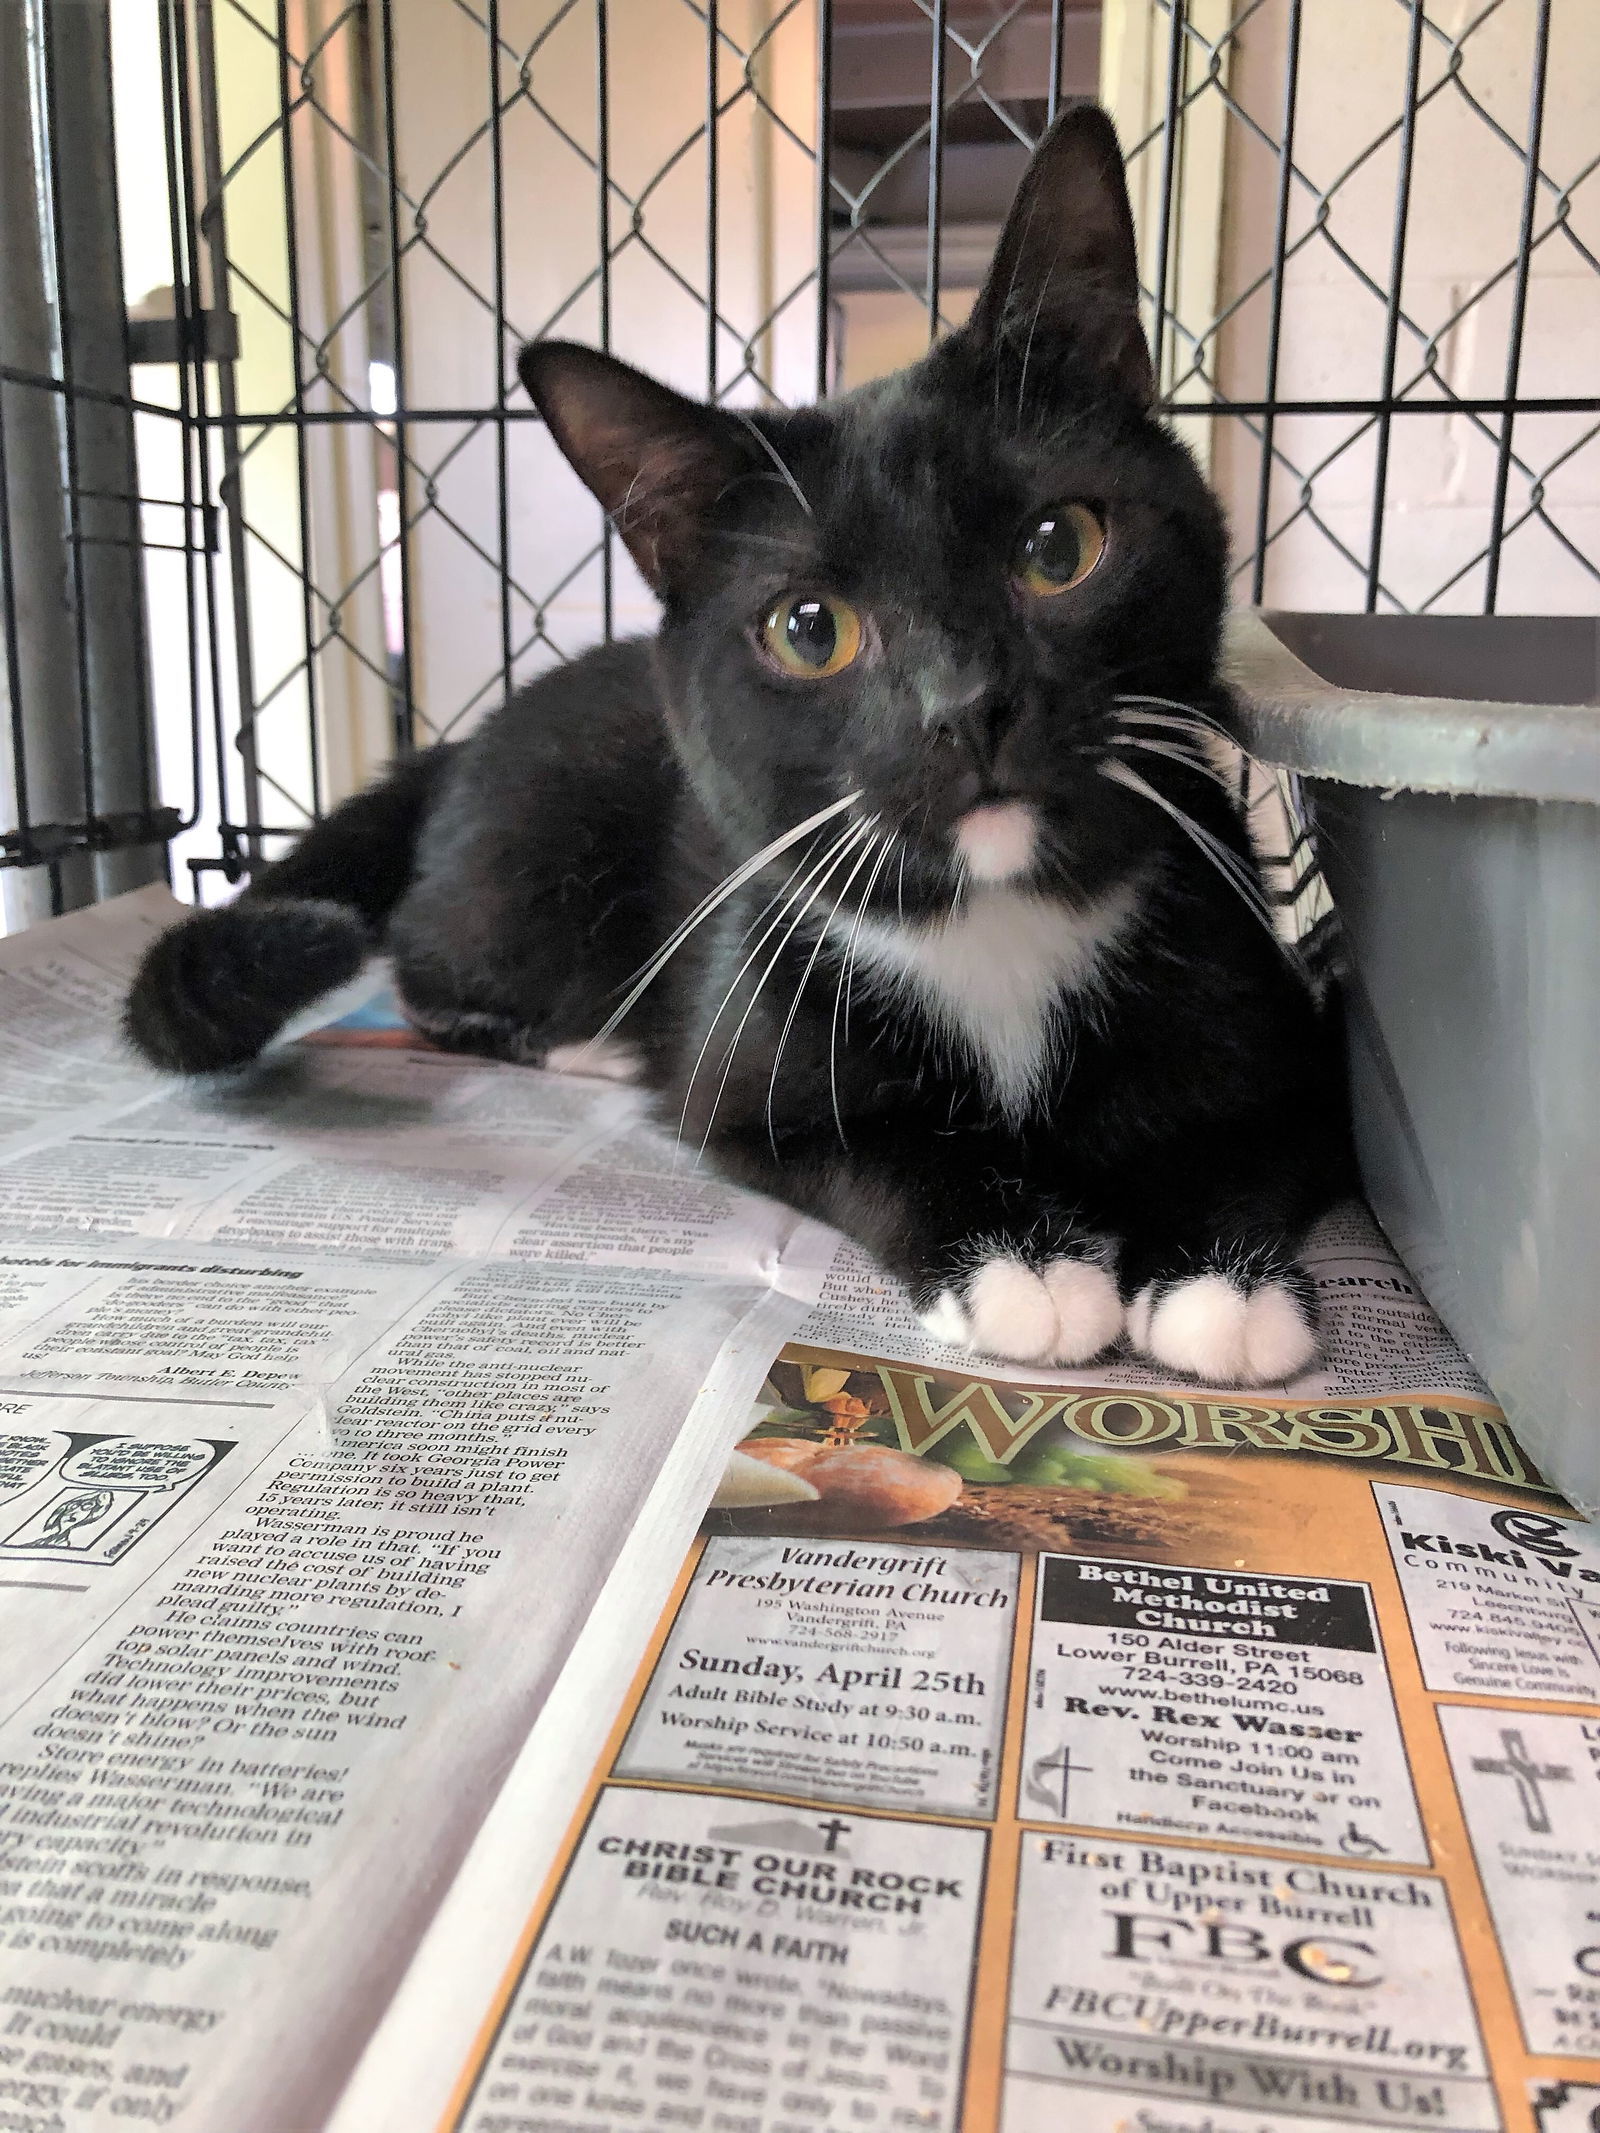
<box><xmin>30</xmin><ymin>1487</ymin><xmax>117</xmax><ymax>1548</ymax></box>
<box><xmin>0</xmin><ymin>1424</ymin><xmax>232</xmax><ymax>1566</ymax></box>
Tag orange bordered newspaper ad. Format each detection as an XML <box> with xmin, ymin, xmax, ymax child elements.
<box><xmin>424</xmin><ymin>1344</ymin><xmax>1600</xmax><ymax>2133</ymax></box>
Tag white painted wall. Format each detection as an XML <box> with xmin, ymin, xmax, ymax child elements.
<box><xmin>390</xmin><ymin>0</ymin><xmax>822</xmax><ymax>739</ymax></box>
<box><xmin>1210</xmin><ymin>0</ymin><xmax>1599</xmax><ymax>614</ymax></box>
<box><xmin>111</xmin><ymin>0</ymin><xmax>374</xmax><ymax>885</ymax></box>
<box><xmin>108</xmin><ymin>0</ymin><xmax>1596</xmax><ymax>907</ymax></box>
<box><xmin>111</xmin><ymin>0</ymin><xmax>825</xmax><ymax>874</ymax></box>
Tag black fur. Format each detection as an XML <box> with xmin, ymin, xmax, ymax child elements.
<box><xmin>125</xmin><ymin>106</ymin><xmax>1351</xmax><ymax>1378</ymax></box>
<box><xmin>127</xmin><ymin>745</ymin><xmax>454</xmax><ymax>1071</ymax></box>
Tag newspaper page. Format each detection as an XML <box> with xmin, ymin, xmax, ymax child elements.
<box><xmin>349</xmin><ymin>1329</ymin><xmax>1599</xmax><ymax>2133</ymax></box>
<box><xmin>0</xmin><ymin>891</ymin><xmax>1592</xmax><ymax>2133</ymax></box>
<box><xmin>0</xmin><ymin>892</ymin><xmax>833</xmax><ymax>2133</ymax></box>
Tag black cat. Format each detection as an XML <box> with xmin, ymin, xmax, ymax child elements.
<box><xmin>126</xmin><ymin>104</ymin><xmax>1350</xmax><ymax>1387</ymax></box>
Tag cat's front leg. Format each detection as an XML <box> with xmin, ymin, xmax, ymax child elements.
<box><xmin>1122</xmin><ymin>1256</ymin><xmax>1318</xmax><ymax>1386</ymax></box>
<box><xmin>1111</xmin><ymin>1109</ymin><xmax>1339</xmax><ymax>1387</ymax></box>
<box><xmin>912</xmin><ymin>1234</ymin><xmax>1126</xmax><ymax>1370</ymax></box>
<box><xmin>712</xmin><ymin>1120</ymin><xmax>1124</xmax><ymax>1369</ymax></box>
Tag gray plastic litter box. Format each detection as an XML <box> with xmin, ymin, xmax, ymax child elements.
<box><xmin>1227</xmin><ymin>611</ymin><xmax>1599</xmax><ymax>1513</ymax></box>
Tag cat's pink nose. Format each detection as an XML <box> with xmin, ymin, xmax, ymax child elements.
<box><xmin>955</xmin><ymin>800</ymin><xmax>1037</xmax><ymax>882</ymax></box>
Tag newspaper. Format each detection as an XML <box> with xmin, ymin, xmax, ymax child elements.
<box><xmin>0</xmin><ymin>888</ymin><xmax>1591</xmax><ymax>2133</ymax></box>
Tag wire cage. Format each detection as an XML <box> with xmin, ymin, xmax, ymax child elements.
<box><xmin>0</xmin><ymin>0</ymin><xmax>1595</xmax><ymax>928</ymax></box>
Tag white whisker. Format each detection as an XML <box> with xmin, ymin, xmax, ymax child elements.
<box><xmin>828</xmin><ymin>829</ymin><xmax>896</xmax><ymax>1147</ymax></box>
<box><xmin>1113</xmin><ymin>708</ymin><xmax>1222</xmax><ymax>742</ymax></box>
<box><xmin>588</xmin><ymin>788</ymin><xmax>861</xmax><ymax>1045</ymax></box>
<box><xmin>1099</xmin><ymin>760</ymin><xmax>1285</xmax><ymax>949</ymax></box>
<box><xmin>735</xmin><ymin>837</ymin><xmax>834</xmax><ymax>949</ymax></box>
<box><xmin>696</xmin><ymin>820</ymin><xmax>875</xmax><ymax>1159</ymax></box>
<box><xmin>735</xmin><ymin>414</ymin><xmax>814</xmax><ymax>518</ymax></box>
<box><xmin>843</xmin><ymin>828</ymin><xmax>897</xmax><ymax>1037</ymax></box>
<box><xmin>675</xmin><ymin>821</ymin><xmax>865</xmax><ymax>1154</ymax></box>
<box><xmin>1105</xmin><ymin>732</ymin><xmax>1233</xmax><ymax>791</ymax></box>
<box><xmin>767</xmin><ymin>826</ymin><xmax>883</xmax><ymax>1155</ymax></box>
<box><xmin>1113</xmin><ymin>706</ymin><xmax>1241</xmax><ymax>775</ymax></box>
<box><xmin>1114</xmin><ymin>702</ymin><xmax>1251</xmax><ymax>803</ymax></box>
<box><xmin>1112</xmin><ymin>691</ymin><xmax>1220</xmax><ymax>715</ymax></box>
<box><xmin>1113</xmin><ymin>693</ymin><xmax>1239</xmax><ymax>745</ymax></box>
<box><xmin>1016</xmin><ymin>275</ymin><xmax>1051</xmax><ymax>425</ymax></box>
<box><xmin>708</xmin><ymin>526</ymin><xmax>811</xmax><ymax>557</ymax></box>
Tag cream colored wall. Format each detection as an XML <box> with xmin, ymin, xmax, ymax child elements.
<box><xmin>109</xmin><ymin>0</ymin><xmax>201</xmax><ymax>881</ymax></box>
<box><xmin>206</xmin><ymin>0</ymin><xmax>318</xmax><ymax>817</ymax></box>
<box><xmin>287</xmin><ymin>1</ymin><xmax>392</xmax><ymax>798</ymax></box>
<box><xmin>1100</xmin><ymin>0</ymin><xmax>1231</xmax><ymax>475</ymax></box>
<box><xmin>391</xmin><ymin>0</ymin><xmax>822</xmax><ymax>738</ymax></box>
<box><xmin>1209</xmin><ymin>0</ymin><xmax>1599</xmax><ymax>612</ymax></box>
<box><xmin>113</xmin><ymin>1</ymin><xmax>830</xmax><ymax>858</ymax></box>
<box><xmin>112</xmin><ymin>0</ymin><xmax>366</xmax><ymax>868</ymax></box>
<box><xmin>111</xmin><ymin>0</ymin><xmax>1599</xmax><ymax>878</ymax></box>
<box><xmin>835</xmin><ymin>286</ymin><xmax>975</xmax><ymax>392</ymax></box>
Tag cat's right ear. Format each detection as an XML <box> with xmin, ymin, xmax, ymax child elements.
<box><xmin>518</xmin><ymin>341</ymin><xmax>750</xmax><ymax>596</ymax></box>
<box><xmin>964</xmin><ymin>102</ymin><xmax>1153</xmax><ymax>406</ymax></box>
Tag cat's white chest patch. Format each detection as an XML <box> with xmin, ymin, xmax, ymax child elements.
<box><xmin>845</xmin><ymin>882</ymin><xmax>1138</xmax><ymax>1121</ymax></box>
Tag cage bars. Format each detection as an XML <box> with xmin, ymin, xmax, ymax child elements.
<box><xmin>378</xmin><ymin>0</ymin><xmax>417</xmax><ymax>750</ymax></box>
<box><xmin>154</xmin><ymin>0</ymin><xmax>219</xmax><ymax>855</ymax></box>
<box><xmin>814</xmin><ymin>0</ymin><xmax>834</xmax><ymax>400</ymax></box>
<box><xmin>0</xmin><ymin>0</ymin><xmax>1596</xmax><ymax>900</ymax></box>
<box><xmin>925</xmin><ymin>0</ymin><xmax>947</xmax><ymax>348</ymax></box>
<box><xmin>1362</xmin><ymin>0</ymin><xmax>1425</xmax><ymax>616</ymax></box>
<box><xmin>706</xmin><ymin>0</ymin><xmax>720</xmax><ymax>401</ymax></box>
<box><xmin>595</xmin><ymin>0</ymin><xmax>615</xmax><ymax>640</ymax></box>
<box><xmin>276</xmin><ymin>0</ymin><xmax>325</xmax><ymax>825</ymax></box>
<box><xmin>192</xmin><ymin>0</ymin><xmax>268</xmax><ymax>868</ymax></box>
<box><xmin>488</xmin><ymin>0</ymin><xmax>514</xmax><ymax>713</ymax></box>
<box><xmin>1484</xmin><ymin>0</ymin><xmax>1553</xmax><ymax>614</ymax></box>
<box><xmin>1147</xmin><ymin>0</ymin><xmax>1186</xmax><ymax>396</ymax></box>
<box><xmin>0</xmin><ymin>0</ymin><xmax>178</xmax><ymax>916</ymax></box>
<box><xmin>0</xmin><ymin>0</ymin><xmax>76</xmax><ymax>907</ymax></box>
<box><xmin>1249</xmin><ymin>0</ymin><xmax>1301</xmax><ymax>607</ymax></box>
<box><xmin>38</xmin><ymin>0</ymin><xmax>104</xmax><ymax>895</ymax></box>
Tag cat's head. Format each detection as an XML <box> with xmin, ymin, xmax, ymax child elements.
<box><xmin>518</xmin><ymin>103</ymin><xmax>1227</xmax><ymax>922</ymax></box>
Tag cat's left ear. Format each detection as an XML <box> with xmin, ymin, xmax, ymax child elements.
<box><xmin>964</xmin><ymin>101</ymin><xmax>1153</xmax><ymax>407</ymax></box>
<box><xmin>518</xmin><ymin>341</ymin><xmax>752</xmax><ymax>595</ymax></box>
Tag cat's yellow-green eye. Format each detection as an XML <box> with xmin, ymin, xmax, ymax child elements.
<box><xmin>1014</xmin><ymin>502</ymin><xmax>1107</xmax><ymax>597</ymax></box>
<box><xmin>759</xmin><ymin>594</ymin><xmax>863</xmax><ymax>679</ymax></box>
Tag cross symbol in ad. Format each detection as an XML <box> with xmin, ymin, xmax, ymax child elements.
<box><xmin>1028</xmin><ymin>1744</ymin><xmax>1094</xmax><ymax>1822</ymax></box>
<box><xmin>1471</xmin><ymin>1727</ymin><xmax>1574</xmax><ymax>1834</ymax></box>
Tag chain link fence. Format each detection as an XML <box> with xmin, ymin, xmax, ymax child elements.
<box><xmin>0</xmin><ymin>0</ymin><xmax>1594</xmax><ymax>914</ymax></box>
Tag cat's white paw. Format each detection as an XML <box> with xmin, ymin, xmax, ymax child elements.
<box><xmin>917</xmin><ymin>1290</ymin><xmax>979</xmax><ymax>1348</ymax></box>
<box><xmin>544</xmin><ymin>1038</ymin><xmax>642</xmax><ymax>1083</ymax></box>
<box><xmin>963</xmin><ymin>1259</ymin><xmax>1058</xmax><ymax>1361</ymax></box>
<box><xmin>1039</xmin><ymin>1257</ymin><xmax>1127</xmax><ymax>1362</ymax></box>
<box><xmin>918</xmin><ymin>1253</ymin><xmax>1122</xmax><ymax>1366</ymax></box>
<box><xmin>1126</xmin><ymin>1271</ymin><xmax>1317</xmax><ymax>1386</ymax></box>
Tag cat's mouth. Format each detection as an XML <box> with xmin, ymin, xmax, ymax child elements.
<box><xmin>953</xmin><ymin>798</ymin><xmax>1039</xmax><ymax>885</ymax></box>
